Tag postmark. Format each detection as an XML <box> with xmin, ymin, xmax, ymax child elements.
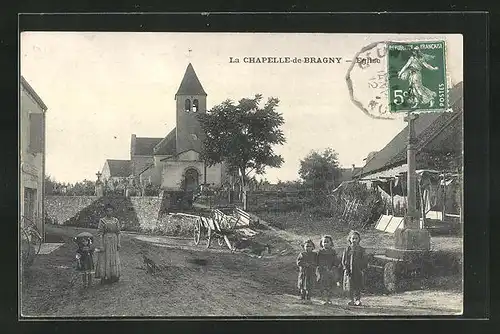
<box><xmin>346</xmin><ymin>41</ymin><xmax>394</xmax><ymax>120</ymax></box>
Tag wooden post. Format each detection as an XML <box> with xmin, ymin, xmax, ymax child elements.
<box><xmin>418</xmin><ymin>177</ymin><xmax>426</xmax><ymax>229</ymax></box>
<box><xmin>389</xmin><ymin>178</ymin><xmax>395</xmax><ymax>215</ymax></box>
<box><xmin>442</xmin><ymin>174</ymin><xmax>447</xmax><ymax>221</ymax></box>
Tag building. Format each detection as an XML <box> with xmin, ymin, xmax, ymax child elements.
<box><xmin>102</xmin><ymin>63</ymin><xmax>226</xmax><ymax>194</ymax></box>
<box><xmin>101</xmin><ymin>159</ymin><xmax>132</xmax><ymax>191</ymax></box>
<box><xmin>354</xmin><ymin>82</ymin><xmax>463</xmax><ymax>215</ymax></box>
<box><xmin>20</xmin><ymin>76</ymin><xmax>47</xmax><ymax>240</ymax></box>
<box><xmin>337</xmin><ymin>165</ymin><xmax>363</xmax><ymax>186</ymax></box>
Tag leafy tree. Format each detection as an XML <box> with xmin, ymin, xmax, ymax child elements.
<box><xmin>299</xmin><ymin>148</ymin><xmax>342</xmax><ymax>197</ymax></box>
<box><xmin>67</xmin><ymin>179</ymin><xmax>96</xmax><ymax>196</ymax></box>
<box><xmin>44</xmin><ymin>175</ymin><xmax>67</xmax><ymax>195</ymax></box>
<box><xmin>198</xmin><ymin>94</ymin><xmax>286</xmax><ymax>209</ymax></box>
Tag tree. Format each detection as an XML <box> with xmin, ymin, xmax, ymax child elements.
<box><xmin>299</xmin><ymin>148</ymin><xmax>342</xmax><ymax>197</ymax></box>
<box><xmin>64</xmin><ymin>179</ymin><xmax>95</xmax><ymax>196</ymax></box>
<box><xmin>197</xmin><ymin>94</ymin><xmax>286</xmax><ymax>210</ymax></box>
<box><xmin>44</xmin><ymin>175</ymin><xmax>67</xmax><ymax>195</ymax></box>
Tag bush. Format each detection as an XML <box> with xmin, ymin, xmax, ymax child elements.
<box><xmin>328</xmin><ymin>182</ymin><xmax>385</xmax><ymax>229</ymax></box>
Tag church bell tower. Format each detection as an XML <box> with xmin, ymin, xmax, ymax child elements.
<box><xmin>175</xmin><ymin>63</ymin><xmax>207</xmax><ymax>153</ymax></box>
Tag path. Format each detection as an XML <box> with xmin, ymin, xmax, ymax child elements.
<box><xmin>20</xmin><ymin>225</ymin><xmax>462</xmax><ymax>317</ymax></box>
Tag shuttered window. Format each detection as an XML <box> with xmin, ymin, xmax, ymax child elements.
<box><xmin>28</xmin><ymin>113</ymin><xmax>44</xmax><ymax>153</ymax></box>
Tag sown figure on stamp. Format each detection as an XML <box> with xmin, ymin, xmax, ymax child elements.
<box><xmin>95</xmin><ymin>203</ymin><xmax>122</xmax><ymax>284</ymax></box>
<box><xmin>397</xmin><ymin>46</ymin><xmax>439</xmax><ymax>108</ymax></box>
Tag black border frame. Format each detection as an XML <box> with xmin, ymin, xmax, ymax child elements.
<box><xmin>1</xmin><ymin>9</ymin><xmax>492</xmax><ymax>334</ymax></box>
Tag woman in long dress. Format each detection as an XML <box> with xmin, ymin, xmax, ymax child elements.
<box><xmin>397</xmin><ymin>47</ymin><xmax>439</xmax><ymax>108</ymax></box>
<box><xmin>96</xmin><ymin>203</ymin><xmax>121</xmax><ymax>284</ymax></box>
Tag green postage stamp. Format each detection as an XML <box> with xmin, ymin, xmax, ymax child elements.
<box><xmin>387</xmin><ymin>41</ymin><xmax>448</xmax><ymax>113</ymax></box>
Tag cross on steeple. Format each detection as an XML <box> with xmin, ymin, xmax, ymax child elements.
<box><xmin>188</xmin><ymin>48</ymin><xmax>192</xmax><ymax>60</ymax></box>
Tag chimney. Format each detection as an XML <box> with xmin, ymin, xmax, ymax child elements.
<box><xmin>131</xmin><ymin>134</ymin><xmax>136</xmax><ymax>158</ymax></box>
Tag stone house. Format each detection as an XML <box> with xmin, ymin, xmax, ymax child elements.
<box><xmin>20</xmin><ymin>76</ymin><xmax>47</xmax><ymax>240</ymax></box>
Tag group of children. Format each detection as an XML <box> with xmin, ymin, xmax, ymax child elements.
<box><xmin>297</xmin><ymin>230</ymin><xmax>368</xmax><ymax>306</ymax></box>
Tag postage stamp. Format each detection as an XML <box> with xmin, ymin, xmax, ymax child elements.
<box><xmin>387</xmin><ymin>41</ymin><xmax>448</xmax><ymax>113</ymax></box>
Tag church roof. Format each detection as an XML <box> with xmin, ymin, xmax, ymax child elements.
<box><xmin>153</xmin><ymin>128</ymin><xmax>177</xmax><ymax>155</ymax></box>
<box><xmin>355</xmin><ymin>82</ymin><xmax>463</xmax><ymax>178</ymax></box>
<box><xmin>175</xmin><ymin>63</ymin><xmax>207</xmax><ymax>97</ymax></box>
<box><xmin>133</xmin><ymin>137</ymin><xmax>163</xmax><ymax>156</ymax></box>
<box><xmin>106</xmin><ymin>159</ymin><xmax>132</xmax><ymax>177</ymax></box>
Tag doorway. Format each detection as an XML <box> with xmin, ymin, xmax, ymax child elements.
<box><xmin>184</xmin><ymin>169</ymin><xmax>199</xmax><ymax>193</ymax></box>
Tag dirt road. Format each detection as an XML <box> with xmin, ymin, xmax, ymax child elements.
<box><xmin>20</xmin><ymin>225</ymin><xmax>462</xmax><ymax>317</ymax></box>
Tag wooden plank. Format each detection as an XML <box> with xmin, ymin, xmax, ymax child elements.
<box><xmin>385</xmin><ymin>216</ymin><xmax>404</xmax><ymax>233</ymax></box>
<box><xmin>375</xmin><ymin>215</ymin><xmax>393</xmax><ymax>232</ymax></box>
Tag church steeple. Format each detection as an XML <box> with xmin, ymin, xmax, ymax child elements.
<box><xmin>175</xmin><ymin>63</ymin><xmax>207</xmax><ymax>98</ymax></box>
<box><xmin>174</xmin><ymin>63</ymin><xmax>207</xmax><ymax>154</ymax></box>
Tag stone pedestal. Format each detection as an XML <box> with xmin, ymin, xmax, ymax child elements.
<box><xmin>394</xmin><ymin>227</ymin><xmax>431</xmax><ymax>251</ymax></box>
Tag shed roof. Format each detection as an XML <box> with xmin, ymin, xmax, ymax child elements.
<box><xmin>355</xmin><ymin>82</ymin><xmax>463</xmax><ymax>178</ymax></box>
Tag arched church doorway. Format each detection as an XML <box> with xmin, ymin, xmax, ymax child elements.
<box><xmin>184</xmin><ymin>168</ymin><xmax>199</xmax><ymax>192</ymax></box>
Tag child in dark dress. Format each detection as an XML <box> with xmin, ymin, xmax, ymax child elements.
<box><xmin>341</xmin><ymin>230</ymin><xmax>368</xmax><ymax>306</ymax></box>
<box><xmin>297</xmin><ymin>239</ymin><xmax>317</xmax><ymax>303</ymax></box>
<box><xmin>316</xmin><ymin>235</ymin><xmax>341</xmax><ymax>305</ymax></box>
<box><xmin>74</xmin><ymin>235</ymin><xmax>95</xmax><ymax>289</ymax></box>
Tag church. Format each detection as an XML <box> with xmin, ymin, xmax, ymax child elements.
<box><xmin>101</xmin><ymin>63</ymin><xmax>226</xmax><ymax>194</ymax></box>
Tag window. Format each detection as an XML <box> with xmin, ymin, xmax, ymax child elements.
<box><xmin>28</xmin><ymin>113</ymin><xmax>44</xmax><ymax>153</ymax></box>
<box><xmin>192</xmin><ymin>99</ymin><xmax>199</xmax><ymax>112</ymax></box>
<box><xmin>184</xmin><ymin>99</ymin><xmax>191</xmax><ymax>112</ymax></box>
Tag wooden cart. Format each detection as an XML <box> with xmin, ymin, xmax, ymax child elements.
<box><xmin>192</xmin><ymin>206</ymin><xmax>250</xmax><ymax>251</ymax></box>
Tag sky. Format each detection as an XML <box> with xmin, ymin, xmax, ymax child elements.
<box><xmin>21</xmin><ymin>32</ymin><xmax>463</xmax><ymax>184</ymax></box>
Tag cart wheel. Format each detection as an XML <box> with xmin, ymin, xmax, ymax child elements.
<box><xmin>193</xmin><ymin>219</ymin><xmax>201</xmax><ymax>245</ymax></box>
<box><xmin>384</xmin><ymin>261</ymin><xmax>401</xmax><ymax>293</ymax></box>
<box><xmin>206</xmin><ymin>227</ymin><xmax>212</xmax><ymax>248</ymax></box>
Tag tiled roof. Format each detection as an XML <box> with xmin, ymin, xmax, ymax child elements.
<box><xmin>338</xmin><ymin>167</ymin><xmax>363</xmax><ymax>183</ymax></box>
<box><xmin>106</xmin><ymin>159</ymin><xmax>132</xmax><ymax>177</ymax></box>
<box><xmin>153</xmin><ymin>128</ymin><xmax>177</xmax><ymax>155</ymax></box>
<box><xmin>175</xmin><ymin>63</ymin><xmax>207</xmax><ymax>97</ymax></box>
<box><xmin>133</xmin><ymin>137</ymin><xmax>163</xmax><ymax>156</ymax></box>
<box><xmin>356</xmin><ymin>82</ymin><xmax>463</xmax><ymax>178</ymax></box>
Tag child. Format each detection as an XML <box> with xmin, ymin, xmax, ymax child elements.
<box><xmin>297</xmin><ymin>239</ymin><xmax>317</xmax><ymax>303</ymax></box>
<box><xmin>316</xmin><ymin>235</ymin><xmax>341</xmax><ymax>305</ymax></box>
<box><xmin>341</xmin><ymin>230</ymin><xmax>368</xmax><ymax>306</ymax></box>
<box><xmin>74</xmin><ymin>234</ymin><xmax>95</xmax><ymax>289</ymax></box>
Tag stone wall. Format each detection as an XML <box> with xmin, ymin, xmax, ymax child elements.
<box><xmin>45</xmin><ymin>196</ymin><xmax>162</xmax><ymax>231</ymax></box>
<box><xmin>129</xmin><ymin>197</ymin><xmax>162</xmax><ymax>230</ymax></box>
<box><xmin>246</xmin><ymin>191</ymin><xmax>315</xmax><ymax>213</ymax></box>
<box><xmin>45</xmin><ymin>196</ymin><xmax>98</xmax><ymax>225</ymax></box>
